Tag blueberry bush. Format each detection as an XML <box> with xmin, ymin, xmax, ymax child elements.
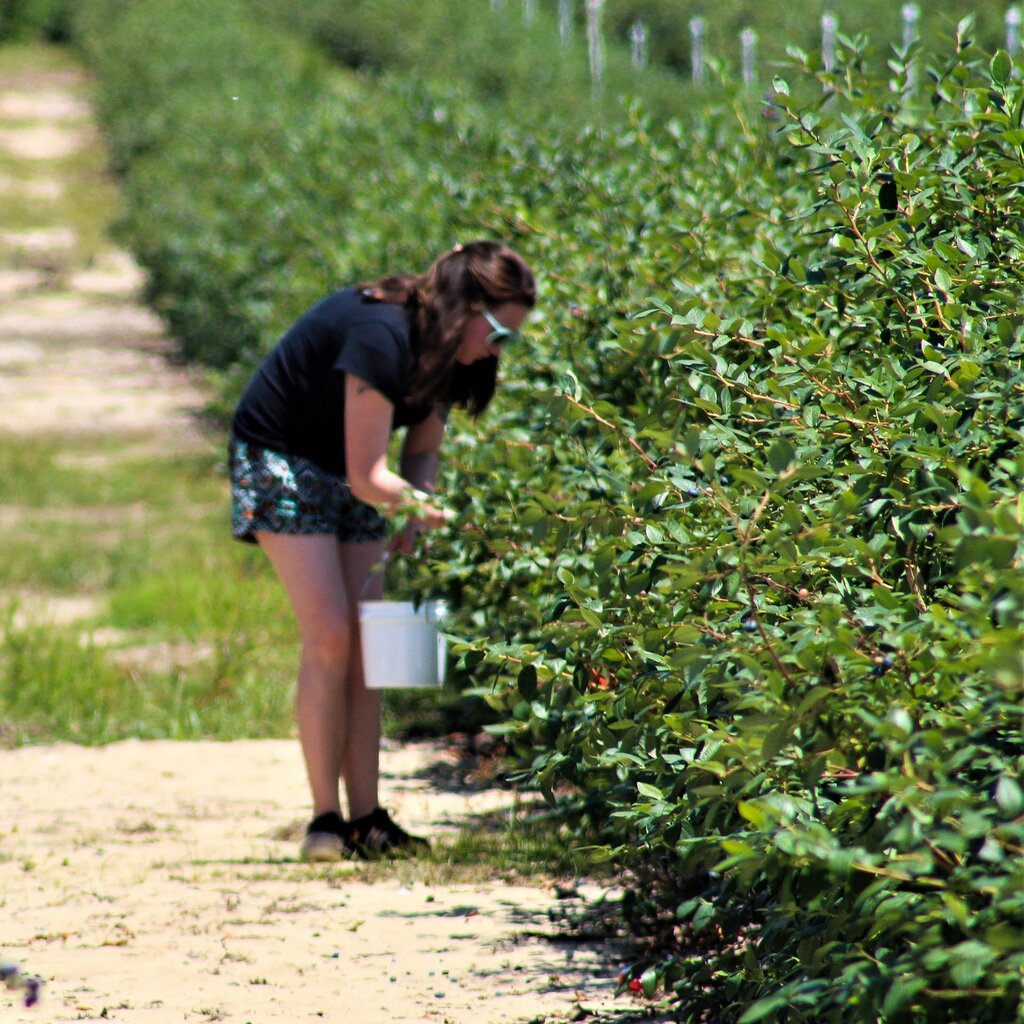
<box><xmin>0</xmin><ymin>0</ymin><xmax>68</xmax><ymax>41</ymax></box>
<box><xmin>49</xmin><ymin>1</ymin><xmax>1024</xmax><ymax>1020</ymax></box>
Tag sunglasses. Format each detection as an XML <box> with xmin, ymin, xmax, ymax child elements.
<box><xmin>482</xmin><ymin>308</ymin><xmax>522</xmax><ymax>347</ymax></box>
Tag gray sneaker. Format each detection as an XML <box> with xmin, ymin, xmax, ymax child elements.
<box><xmin>299</xmin><ymin>811</ymin><xmax>352</xmax><ymax>863</ymax></box>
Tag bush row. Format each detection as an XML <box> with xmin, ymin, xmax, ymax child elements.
<box><xmin>67</xmin><ymin>2</ymin><xmax>1024</xmax><ymax>1022</ymax></box>
<box><xmin>253</xmin><ymin>0</ymin><xmax>1021</xmax><ymax>93</ymax></box>
<box><xmin>0</xmin><ymin>0</ymin><xmax>67</xmax><ymax>42</ymax></box>
<box><xmin>249</xmin><ymin>0</ymin><xmax>688</xmax><ymax>126</ymax></box>
<box><xmin>425</xmin><ymin>46</ymin><xmax>1024</xmax><ymax>1023</ymax></box>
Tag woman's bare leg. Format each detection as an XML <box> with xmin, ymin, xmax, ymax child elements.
<box><xmin>338</xmin><ymin>540</ymin><xmax>387</xmax><ymax>819</ymax></box>
<box><xmin>256</xmin><ymin>532</ymin><xmax>351</xmax><ymax>817</ymax></box>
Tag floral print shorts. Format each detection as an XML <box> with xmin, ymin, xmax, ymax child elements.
<box><xmin>228</xmin><ymin>437</ymin><xmax>388</xmax><ymax>545</ymax></box>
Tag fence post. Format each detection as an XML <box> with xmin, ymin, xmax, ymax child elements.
<box><xmin>690</xmin><ymin>16</ymin><xmax>705</xmax><ymax>85</ymax></box>
<box><xmin>1008</xmin><ymin>6</ymin><xmax>1022</xmax><ymax>56</ymax></box>
<box><xmin>587</xmin><ymin>0</ymin><xmax>605</xmax><ymax>99</ymax></box>
<box><xmin>631</xmin><ymin>22</ymin><xmax>648</xmax><ymax>69</ymax></box>
<box><xmin>741</xmin><ymin>27</ymin><xmax>757</xmax><ymax>86</ymax></box>
<box><xmin>559</xmin><ymin>0</ymin><xmax>573</xmax><ymax>45</ymax></box>
<box><xmin>822</xmin><ymin>12</ymin><xmax>837</xmax><ymax>72</ymax></box>
<box><xmin>902</xmin><ymin>3</ymin><xmax>919</xmax><ymax>96</ymax></box>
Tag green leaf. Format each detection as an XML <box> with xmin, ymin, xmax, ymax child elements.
<box><xmin>986</xmin><ymin>924</ymin><xmax>1024</xmax><ymax>951</ymax></box>
<box><xmin>682</xmin><ymin>427</ymin><xmax>702</xmax><ymax>458</ymax></box>
<box><xmin>517</xmin><ymin>664</ymin><xmax>538</xmax><ymax>701</ymax></box>
<box><xmin>739</xmin><ymin>996</ymin><xmax>790</xmax><ymax>1023</ymax></box>
<box><xmin>991</xmin><ymin>49</ymin><xmax>1013</xmax><ymax>86</ymax></box>
<box><xmin>738</xmin><ymin>801</ymin><xmax>768</xmax><ymax>828</ymax></box>
<box><xmin>640</xmin><ymin>967</ymin><xmax>659</xmax><ymax>998</ymax></box>
<box><xmin>995</xmin><ymin>776</ymin><xmax>1023</xmax><ymax>816</ymax></box>
<box><xmin>636</xmin><ymin>781</ymin><xmax>664</xmax><ymax>801</ymax></box>
<box><xmin>762</xmin><ymin>723</ymin><xmax>791</xmax><ymax>760</ymax></box>
<box><xmin>768</xmin><ymin>439</ymin><xmax>796</xmax><ymax>475</ymax></box>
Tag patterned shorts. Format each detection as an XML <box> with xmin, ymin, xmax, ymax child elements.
<box><xmin>228</xmin><ymin>437</ymin><xmax>388</xmax><ymax>545</ymax></box>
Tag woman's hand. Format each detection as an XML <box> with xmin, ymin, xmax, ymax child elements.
<box><xmin>388</xmin><ymin>502</ymin><xmax>452</xmax><ymax>556</ymax></box>
<box><xmin>389</xmin><ymin>520</ymin><xmax>424</xmax><ymax>556</ymax></box>
<box><xmin>402</xmin><ymin>489</ymin><xmax>454</xmax><ymax>529</ymax></box>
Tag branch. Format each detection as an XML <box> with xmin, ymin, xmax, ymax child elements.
<box><xmin>562</xmin><ymin>393</ymin><xmax>658</xmax><ymax>471</ymax></box>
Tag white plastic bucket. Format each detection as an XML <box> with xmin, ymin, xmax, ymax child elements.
<box><xmin>358</xmin><ymin>600</ymin><xmax>447</xmax><ymax>689</ymax></box>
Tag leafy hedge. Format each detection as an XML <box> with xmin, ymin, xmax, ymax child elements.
<box><xmin>428</xmin><ymin>41</ymin><xmax>1024</xmax><ymax>1022</ymax></box>
<box><xmin>65</xmin><ymin>2</ymin><xmax>1024</xmax><ymax>1021</ymax></box>
<box><xmin>0</xmin><ymin>0</ymin><xmax>67</xmax><ymax>42</ymax></box>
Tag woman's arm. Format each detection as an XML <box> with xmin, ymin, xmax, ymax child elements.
<box><xmin>399</xmin><ymin>407</ymin><xmax>447</xmax><ymax>495</ymax></box>
<box><xmin>344</xmin><ymin>374</ymin><xmax>451</xmax><ymax>527</ymax></box>
<box><xmin>392</xmin><ymin>408</ymin><xmax>449</xmax><ymax>555</ymax></box>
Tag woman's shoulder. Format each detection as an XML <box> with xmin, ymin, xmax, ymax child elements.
<box><xmin>310</xmin><ymin>287</ymin><xmax>409</xmax><ymax>336</ymax></box>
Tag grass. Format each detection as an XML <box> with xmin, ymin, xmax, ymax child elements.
<box><xmin>377</xmin><ymin>808</ymin><xmax>614</xmax><ymax>887</ymax></box>
<box><xmin>0</xmin><ymin>41</ymin><xmax>120</xmax><ymax>273</ymax></box>
<box><xmin>0</xmin><ymin>430</ymin><xmax>301</xmax><ymax>745</ymax></box>
<box><xmin>0</xmin><ymin>41</ymin><xmax>304</xmax><ymax>747</ymax></box>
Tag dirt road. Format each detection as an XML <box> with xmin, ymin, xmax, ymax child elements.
<box><xmin>2</xmin><ymin>738</ymin><xmax>622</xmax><ymax>1023</ymax></box>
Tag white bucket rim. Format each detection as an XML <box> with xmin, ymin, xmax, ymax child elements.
<box><xmin>358</xmin><ymin>599</ymin><xmax>446</xmax><ymax>620</ymax></box>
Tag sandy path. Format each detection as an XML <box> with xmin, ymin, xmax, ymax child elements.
<box><xmin>1</xmin><ymin>739</ymin><xmax>620</xmax><ymax>1023</ymax></box>
<box><xmin>0</xmin><ymin>49</ymin><xmax>625</xmax><ymax>1024</ymax></box>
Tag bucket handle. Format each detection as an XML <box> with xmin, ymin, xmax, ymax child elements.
<box><xmin>360</xmin><ymin>551</ymin><xmax>390</xmax><ymax>602</ymax></box>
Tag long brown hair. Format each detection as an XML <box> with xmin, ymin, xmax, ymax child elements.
<box><xmin>359</xmin><ymin>240</ymin><xmax>536</xmax><ymax>414</ymax></box>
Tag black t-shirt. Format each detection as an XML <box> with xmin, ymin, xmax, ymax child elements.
<box><xmin>231</xmin><ymin>288</ymin><xmax>432</xmax><ymax>476</ymax></box>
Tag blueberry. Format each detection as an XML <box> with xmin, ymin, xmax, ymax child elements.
<box><xmin>686</xmin><ymin>486</ymin><xmax>701</xmax><ymax>498</ymax></box>
<box><xmin>720</xmin><ymin>475</ymin><xmax>730</xmax><ymax>485</ymax></box>
<box><xmin>741</xmin><ymin>617</ymin><xmax>758</xmax><ymax>633</ymax></box>
<box><xmin>881</xmin><ymin>655</ymin><xmax>895</xmax><ymax>669</ymax></box>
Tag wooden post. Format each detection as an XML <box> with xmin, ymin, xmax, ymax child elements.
<box><xmin>1007</xmin><ymin>6</ymin><xmax>1021</xmax><ymax>56</ymax></box>
<box><xmin>902</xmin><ymin>3</ymin><xmax>919</xmax><ymax>96</ymax></box>
<box><xmin>741</xmin><ymin>27</ymin><xmax>757</xmax><ymax>86</ymax></box>
<box><xmin>587</xmin><ymin>0</ymin><xmax>605</xmax><ymax>98</ymax></box>
<box><xmin>631</xmin><ymin>22</ymin><xmax>648</xmax><ymax>69</ymax></box>
<box><xmin>822</xmin><ymin>12</ymin><xmax>837</xmax><ymax>72</ymax></box>
<box><xmin>690</xmin><ymin>16</ymin><xmax>705</xmax><ymax>85</ymax></box>
<box><xmin>559</xmin><ymin>0</ymin><xmax>573</xmax><ymax>45</ymax></box>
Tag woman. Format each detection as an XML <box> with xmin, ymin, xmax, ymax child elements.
<box><xmin>228</xmin><ymin>241</ymin><xmax>536</xmax><ymax>862</ymax></box>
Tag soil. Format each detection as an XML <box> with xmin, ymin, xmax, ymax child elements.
<box><xmin>1</xmin><ymin>739</ymin><xmax>623</xmax><ymax>1024</ymax></box>
<box><xmin>0</xmin><ymin>48</ymin><xmax>629</xmax><ymax>1024</ymax></box>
